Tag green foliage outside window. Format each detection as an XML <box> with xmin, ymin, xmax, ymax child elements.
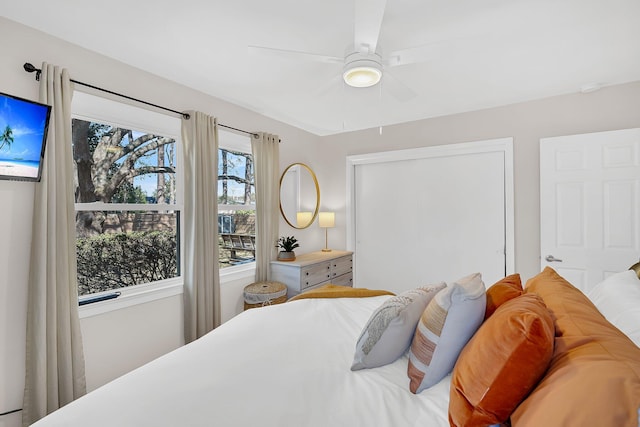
<box><xmin>76</xmin><ymin>230</ymin><xmax>177</xmax><ymax>296</ymax></box>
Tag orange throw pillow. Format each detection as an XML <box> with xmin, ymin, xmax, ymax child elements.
<box><xmin>449</xmin><ymin>293</ymin><xmax>554</xmax><ymax>427</ymax></box>
<box><xmin>512</xmin><ymin>267</ymin><xmax>640</xmax><ymax>427</ymax></box>
<box><xmin>484</xmin><ymin>274</ymin><xmax>522</xmax><ymax>320</ymax></box>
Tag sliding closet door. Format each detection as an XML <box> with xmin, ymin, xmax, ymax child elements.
<box><xmin>350</xmin><ymin>140</ymin><xmax>512</xmax><ymax>294</ymax></box>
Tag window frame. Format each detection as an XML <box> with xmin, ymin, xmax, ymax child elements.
<box><xmin>72</xmin><ymin>94</ymin><xmax>258</xmax><ymax>317</ymax></box>
<box><xmin>217</xmin><ymin>130</ymin><xmax>257</xmax><ymax>273</ymax></box>
<box><xmin>72</xmin><ymin>92</ymin><xmax>185</xmax><ymax>317</ymax></box>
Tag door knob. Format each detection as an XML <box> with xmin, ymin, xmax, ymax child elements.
<box><xmin>545</xmin><ymin>255</ymin><xmax>563</xmax><ymax>262</ymax></box>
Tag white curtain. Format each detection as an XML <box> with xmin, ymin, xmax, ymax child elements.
<box><xmin>182</xmin><ymin>111</ymin><xmax>220</xmax><ymax>343</ymax></box>
<box><xmin>251</xmin><ymin>133</ymin><xmax>280</xmax><ymax>282</ymax></box>
<box><xmin>23</xmin><ymin>63</ymin><xmax>86</xmax><ymax>426</ymax></box>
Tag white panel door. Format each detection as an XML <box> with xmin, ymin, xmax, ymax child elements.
<box><xmin>351</xmin><ymin>141</ymin><xmax>511</xmax><ymax>295</ymax></box>
<box><xmin>540</xmin><ymin>128</ymin><xmax>640</xmax><ymax>293</ymax></box>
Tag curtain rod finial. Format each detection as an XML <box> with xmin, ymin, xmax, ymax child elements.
<box><xmin>23</xmin><ymin>62</ymin><xmax>42</xmax><ymax>81</ymax></box>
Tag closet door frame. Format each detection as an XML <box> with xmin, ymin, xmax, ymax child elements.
<box><xmin>346</xmin><ymin>138</ymin><xmax>515</xmax><ymax>287</ymax></box>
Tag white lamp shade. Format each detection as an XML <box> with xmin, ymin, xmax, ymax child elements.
<box><xmin>319</xmin><ymin>212</ymin><xmax>335</xmax><ymax>228</ymax></box>
<box><xmin>296</xmin><ymin>211</ymin><xmax>313</xmax><ymax>227</ymax></box>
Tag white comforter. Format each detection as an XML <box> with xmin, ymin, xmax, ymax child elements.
<box><xmin>34</xmin><ymin>296</ymin><xmax>451</xmax><ymax>427</ymax></box>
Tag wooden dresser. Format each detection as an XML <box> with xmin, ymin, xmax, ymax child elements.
<box><xmin>270</xmin><ymin>250</ymin><xmax>353</xmax><ymax>297</ymax></box>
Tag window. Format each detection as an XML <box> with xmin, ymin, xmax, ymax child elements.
<box><xmin>72</xmin><ymin>93</ymin><xmax>254</xmax><ymax>303</ymax></box>
<box><xmin>72</xmin><ymin>93</ymin><xmax>182</xmax><ymax>298</ymax></box>
<box><xmin>217</xmin><ymin>131</ymin><xmax>255</xmax><ymax>269</ymax></box>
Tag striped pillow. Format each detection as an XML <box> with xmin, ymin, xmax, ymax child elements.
<box><xmin>408</xmin><ymin>273</ymin><xmax>486</xmax><ymax>394</ymax></box>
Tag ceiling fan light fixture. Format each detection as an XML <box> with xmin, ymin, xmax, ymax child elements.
<box><xmin>343</xmin><ymin>66</ymin><xmax>382</xmax><ymax>87</ymax></box>
<box><xmin>343</xmin><ymin>55</ymin><xmax>383</xmax><ymax>88</ymax></box>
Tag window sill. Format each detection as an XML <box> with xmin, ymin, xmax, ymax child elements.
<box><xmin>78</xmin><ymin>279</ymin><xmax>183</xmax><ymax>319</ymax></box>
<box><xmin>220</xmin><ymin>262</ymin><xmax>256</xmax><ymax>282</ymax></box>
<box><xmin>78</xmin><ymin>263</ymin><xmax>256</xmax><ymax>319</ymax></box>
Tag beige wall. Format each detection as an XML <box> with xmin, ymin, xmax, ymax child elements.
<box><xmin>319</xmin><ymin>81</ymin><xmax>640</xmax><ymax>281</ymax></box>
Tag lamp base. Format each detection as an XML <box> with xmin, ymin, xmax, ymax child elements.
<box><xmin>322</xmin><ymin>227</ymin><xmax>332</xmax><ymax>252</ymax></box>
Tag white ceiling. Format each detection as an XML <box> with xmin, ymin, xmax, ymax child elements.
<box><xmin>4</xmin><ymin>0</ymin><xmax>640</xmax><ymax>136</ymax></box>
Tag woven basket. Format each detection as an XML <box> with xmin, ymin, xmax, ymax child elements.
<box><xmin>243</xmin><ymin>281</ymin><xmax>288</xmax><ymax>310</ymax></box>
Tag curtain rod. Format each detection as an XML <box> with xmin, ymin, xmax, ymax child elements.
<box><xmin>23</xmin><ymin>62</ymin><xmax>264</xmax><ymax>140</ymax></box>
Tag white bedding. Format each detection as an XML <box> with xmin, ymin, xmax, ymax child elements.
<box><xmin>34</xmin><ymin>296</ymin><xmax>451</xmax><ymax>427</ymax></box>
<box><xmin>586</xmin><ymin>269</ymin><xmax>640</xmax><ymax>347</ymax></box>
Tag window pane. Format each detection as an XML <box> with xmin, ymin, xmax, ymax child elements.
<box><xmin>218</xmin><ymin>149</ymin><xmax>254</xmax><ymax>205</ymax></box>
<box><xmin>218</xmin><ymin>209</ymin><xmax>256</xmax><ymax>269</ymax></box>
<box><xmin>72</xmin><ymin>118</ymin><xmax>177</xmax><ymax>204</ymax></box>
<box><xmin>76</xmin><ymin>211</ymin><xmax>179</xmax><ymax>295</ymax></box>
<box><xmin>217</xmin><ymin>147</ymin><xmax>256</xmax><ymax>269</ymax></box>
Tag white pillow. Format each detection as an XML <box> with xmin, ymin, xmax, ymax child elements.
<box><xmin>587</xmin><ymin>269</ymin><xmax>640</xmax><ymax>346</ymax></box>
<box><xmin>351</xmin><ymin>283</ymin><xmax>446</xmax><ymax>370</ymax></box>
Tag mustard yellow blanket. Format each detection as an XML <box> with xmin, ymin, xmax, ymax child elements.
<box><xmin>288</xmin><ymin>284</ymin><xmax>394</xmax><ymax>301</ymax></box>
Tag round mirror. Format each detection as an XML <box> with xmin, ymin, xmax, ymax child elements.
<box><xmin>279</xmin><ymin>163</ymin><xmax>320</xmax><ymax>229</ymax></box>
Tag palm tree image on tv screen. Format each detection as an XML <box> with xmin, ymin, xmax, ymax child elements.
<box><xmin>0</xmin><ymin>125</ymin><xmax>14</xmax><ymax>150</ymax></box>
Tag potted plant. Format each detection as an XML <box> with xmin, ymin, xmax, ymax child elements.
<box><xmin>277</xmin><ymin>236</ymin><xmax>299</xmax><ymax>261</ymax></box>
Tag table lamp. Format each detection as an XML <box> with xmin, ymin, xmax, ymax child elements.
<box><xmin>319</xmin><ymin>212</ymin><xmax>335</xmax><ymax>252</ymax></box>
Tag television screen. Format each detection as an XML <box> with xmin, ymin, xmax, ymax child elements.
<box><xmin>0</xmin><ymin>91</ymin><xmax>51</xmax><ymax>182</ymax></box>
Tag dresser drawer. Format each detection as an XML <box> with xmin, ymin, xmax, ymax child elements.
<box><xmin>330</xmin><ymin>255</ymin><xmax>353</xmax><ymax>278</ymax></box>
<box><xmin>331</xmin><ymin>272</ymin><xmax>353</xmax><ymax>287</ymax></box>
<box><xmin>301</xmin><ymin>261</ymin><xmax>331</xmax><ymax>290</ymax></box>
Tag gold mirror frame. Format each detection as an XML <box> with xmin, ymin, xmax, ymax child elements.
<box><xmin>279</xmin><ymin>163</ymin><xmax>320</xmax><ymax>229</ymax></box>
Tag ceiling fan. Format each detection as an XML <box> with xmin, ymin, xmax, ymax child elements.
<box><xmin>248</xmin><ymin>0</ymin><xmax>441</xmax><ymax>101</ymax></box>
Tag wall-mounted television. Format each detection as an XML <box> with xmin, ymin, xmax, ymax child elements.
<box><xmin>0</xmin><ymin>91</ymin><xmax>51</xmax><ymax>182</ymax></box>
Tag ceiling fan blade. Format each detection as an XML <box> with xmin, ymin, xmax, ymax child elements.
<box><xmin>384</xmin><ymin>43</ymin><xmax>446</xmax><ymax>67</ymax></box>
<box><xmin>314</xmin><ymin>75</ymin><xmax>343</xmax><ymax>98</ymax></box>
<box><xmin>382</xmin><ymin>71</ymin><xmax>417</xmax><ymax>102</ymax></box>
<box><xmin>385</xmin><ymin>35</ymin><xmax>483</xmax><ymax>68</ymax></box>
<box><xmin>248</xmin><ymin>45</ymin><xmax>343</xmax><ymax>64</ymax></box>
<box><xmin>354</xmin><ymin>0</ymin><xmax>387</xmax><ymax>54</ymax></box>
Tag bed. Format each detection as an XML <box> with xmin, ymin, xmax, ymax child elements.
<box><xmin>33</xmin><ymin>267</ymin><xmax>640</xmax><ymax>427</ymax></box>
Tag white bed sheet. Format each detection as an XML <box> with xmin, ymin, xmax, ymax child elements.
<box><xmin>34</xmin><ymin>296</ymin><xmax>451</xmax><ymax>427</ymax></box>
